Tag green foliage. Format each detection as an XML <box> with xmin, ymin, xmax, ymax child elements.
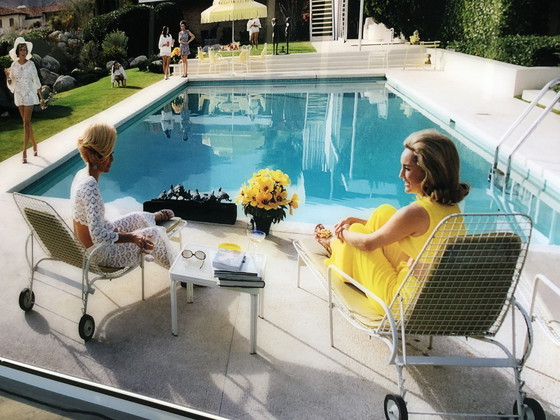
<box><xmin>102</xmin><ymin>30</ymin><xmax>128</xmax><ymax>63</ymax></box>
<box><xmin>154</xmin><ymin>2</ymin><xmax>184</xmax><ymax>34</ymax></box>
<box><xmin>79</xmin><ymin>40</ymin><xmax>101</xmax><ymax>69</ymax></box>
<box><xmin>365</xmin><ymin>0</ymin><xmax>447</xmax><ymax>41</ymax></box>
<box><xmin>0</xmin><ymin>55</ymin><xmax>12</xmax><ymax>70</ymax></box>
<box><xmin>449</xmin><ymin>35</ymin><xmax>560</xmax><ymax>66</ymax></box>
<box><xmin>56</xmin><ymin>0</ymin><xmax>95</xmax><ymax>31</ymax></box>
<box><xmin>364</xmin><ymin>0</ymin><xmax>557</xmax><ymax>65</ymax></box>
<box><xmin>83</xmin><ymin>4</ymin><xmax>154</xmax><ymax>58</ymax></box>
<box><xmin>72</xmin><ymin>67</ymin><xmax>107</xmax><ymax>85</ymax></box>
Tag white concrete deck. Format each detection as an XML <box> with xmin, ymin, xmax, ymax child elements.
<box><xmin>0</xmin><ymin>41</ymin><xmax>559</xmax><ymax>419</ymax></box>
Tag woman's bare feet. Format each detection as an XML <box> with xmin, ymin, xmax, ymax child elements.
<box><xmin>314</xmin><ymin>224</ymin><xmax>333</xmax><ymax>256</ymax></box>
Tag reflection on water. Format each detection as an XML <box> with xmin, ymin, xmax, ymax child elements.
<box><xmin>22</xmin><ymin>79</ymin><xmax>559</xmax><ymax>244</ymax></box>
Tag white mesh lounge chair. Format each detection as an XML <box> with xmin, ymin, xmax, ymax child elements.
<box><xmin>294</xmin><ymin>213</ymin><xmax>545</xmax><ymax>419</ymax></box>
<box><xmin>13</xmin><ymin>193</ymin><xmax>186</xmax><ymax>342</ymax></box>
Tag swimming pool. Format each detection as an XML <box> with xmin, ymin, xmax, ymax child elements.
<box><xmin>22</xmin><ymin>78</ymin><xmax>559</xmax><ymax>245</ymax></box>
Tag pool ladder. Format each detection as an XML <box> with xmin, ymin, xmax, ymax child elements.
<box><xmin>491</xmin><ymin>78</ymin><xmax>560</xmax><ymax>195</ymax></box>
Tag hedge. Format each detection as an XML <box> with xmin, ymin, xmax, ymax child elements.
<box><xmin>448</xmin><ymin>35</ymin><xmax>560</xmax><ymax>67</ymax></box>
<box><xmin>83</xmin><ymin>2</ymin><xmax>183</xmax><ymax>59</ymax></box>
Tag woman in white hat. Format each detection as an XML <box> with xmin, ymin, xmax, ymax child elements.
<box><xmin>4</xmin><ymin>37</ymin><xmax>45</xmax><ymax>163</ymax></box>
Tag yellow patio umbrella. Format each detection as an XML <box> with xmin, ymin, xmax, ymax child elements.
<box><xmin>201</xmin><ymin>0</ymin><xmax>267</xmax><ymax>44</ymax></box>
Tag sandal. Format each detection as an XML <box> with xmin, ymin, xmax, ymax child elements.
<box><xmin>314</xmin><ymin>224</ymin><xmax>332</xmax><ymax>239</ymax></box>
<box><xmin>155</xmin><ymin>209</ymin><xmax>174</xmax><ymax>221</ymax></box>
<box><xmin>315</xmin><ymin>235</ymin><xmax>332</xmax><ymax>256</ymax></box>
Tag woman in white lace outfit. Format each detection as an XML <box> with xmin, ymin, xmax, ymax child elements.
<box><xmin>158</xmin><ymin>25</ymin><xmax>173</xmax><ymax>80</ymax></box>
<box><xmin>71</xmin><ymin>123</ymin><xmax>177</xmax><ymax>268</ymax></box>
<box><xmin>4</xmin><ymin>37</ymin><xmax>45</xmax><ymax>163</ymax></box>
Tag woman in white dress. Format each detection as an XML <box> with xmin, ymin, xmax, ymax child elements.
<box><xmin>247</xmin><ymin>17</ymin><xmax>261</xmax><ymax>49</ymax></box>
<box><xmin>158</xmin><ymin>26</ymin><xmax>174</xmax><ymax>79</ymax></box>
<box><xmin>71</xmin><ymin>123</ymin><xmax>177</xmax><ymax>269</ymax></box>
<box><xmin>4</xmin><ymin>37</ymin><xmax>45</xmax><ymax>163</ymax></box>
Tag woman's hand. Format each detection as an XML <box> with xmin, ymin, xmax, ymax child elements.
<box><xmin>333</xmin><ymin>216</ymin><xmax>363</xmax><ymax>237</ymax></box>
<box><xmin>334</xmin><ymin>223</ymin><xmax>350</xmax><ymax>241</ymax></box>
<box><xmin>134</xmin><ymin>233</ymin><xmax>154</xmax><ymax>253</ymax></box>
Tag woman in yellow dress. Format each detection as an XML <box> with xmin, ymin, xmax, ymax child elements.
<box><xmin>315</xmin><ymin>129</ymin><xmax>470</xmax><ymax>314</ymax></box>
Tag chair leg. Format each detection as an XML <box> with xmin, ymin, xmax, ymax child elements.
<box><xmin>141</xmin><ymin>256</ymin><xmax>145</xmax><ymax>301</ymax></box>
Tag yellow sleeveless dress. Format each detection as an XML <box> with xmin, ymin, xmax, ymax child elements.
<box><xmin>325</xmin><ymin>196</ymin><xmax>461</xmax><ymax>315</ymax></box>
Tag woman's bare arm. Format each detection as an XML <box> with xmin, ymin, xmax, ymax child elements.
<box><xmin>338</xmin><ymin>203</ymin><xmax>430</xmax><ymax>251</ymax></box>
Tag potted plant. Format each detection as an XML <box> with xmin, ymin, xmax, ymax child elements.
<box><xmin>237</xmin><ymin>169</ymin><xmax>299</xmax><ymax>234</ymax></box>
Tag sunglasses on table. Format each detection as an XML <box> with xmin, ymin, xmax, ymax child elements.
<box><xmin>182</xmin><ymin>249</ymin><xmax>206</xmax><ymax>268</ymax></box>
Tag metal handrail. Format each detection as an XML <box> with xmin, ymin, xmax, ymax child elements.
<box><xmin>491</xmin><ymin>78</ymin><xmax>560</xmax><ymax>193</ymax></box>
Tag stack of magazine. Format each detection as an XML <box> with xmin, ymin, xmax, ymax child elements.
<box><xmin>212</xmin><ymin>248</ymin><xmax>264</xmax><ymax>288</ymax></box>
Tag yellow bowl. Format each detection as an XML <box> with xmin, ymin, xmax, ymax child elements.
<box><xmin>218</xmin><ymin>242</ymin><xmax>242</xmax><ymax>252</ymax></box>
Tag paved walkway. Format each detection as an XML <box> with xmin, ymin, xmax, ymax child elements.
<box><xmin>0</xmin><ymin>41</ymin><xmax>559</xmax><ymax>419</ymax></box>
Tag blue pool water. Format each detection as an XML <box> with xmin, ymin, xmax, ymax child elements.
<box><xmin>22</xmin><ymin>78</ymin><xmax>558</xmax><ymax>244</ymax></box>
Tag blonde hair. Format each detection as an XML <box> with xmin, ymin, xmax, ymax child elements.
<box><xmin>404</xmin><ymin>129</ymin><xmax>469</xmax><ymax>205</ymax></box>
<box><xmin>77</xmin><ymin>123</ymin><xmax>116</xmax><ymax>166</ymax></box>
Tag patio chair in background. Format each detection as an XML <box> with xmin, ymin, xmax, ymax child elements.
<box><xmin>13</xmin><ymin>193</ymin><xmax>186</xmax><ymax>342</ymax></box>
<box><xmin>196</xmin><ymin>47</ymin><xmax>210</xmax><ymax>74</ymax></box>
<box><xmin>294</xmin><ymin>213</ymin><xmax>546</xmax><ymax>419</ymax></box>
<box><xmin>529</xmin><ymin>273</ymin><xmax>560</xmax><ymax>345</ymax></box>
<box><xmin>232</xmin><ymin>48</ymin><xmax>250</xmax><ymax>74</ymax></box>
<box><xmin>208</xmin><ymin>48</ymin><xmax>230</xmax><ymax>73</ymax></box>
<box><xmin>249</xmin><ymin>43</ymin><xmax>268</xmax><ymax>72</ymax></box>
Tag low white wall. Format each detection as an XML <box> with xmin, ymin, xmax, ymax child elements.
<box><xmin>436</xmin><ymin>50</ymin><xmax>560</xmax><ymax>98</ymax></box>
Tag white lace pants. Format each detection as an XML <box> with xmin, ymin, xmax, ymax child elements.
<box><xmin>95</xmin><ymin>212</ymin><xmax>177</xmax><ymax>269</ymax></box>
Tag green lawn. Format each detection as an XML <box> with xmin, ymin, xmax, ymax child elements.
<box><xmin>0</xmin><ymin>69</ymin><xmax>162</xmax><ymax>162</ymax></box>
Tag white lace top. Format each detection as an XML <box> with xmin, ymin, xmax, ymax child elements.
<box><xmin>70</xmin><ymin>168</ymin><xmax>118</xmax><ymax>245</ymax></box>
<box><xmin>7</xmin><ymin>60</ymin><xmax>41</xmax><ymax>107</ymax></box>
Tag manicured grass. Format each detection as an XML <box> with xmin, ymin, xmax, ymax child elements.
<box><xmin>219</xmin><ymin>41</ymin><xmax>315</xmax><ymax>56</ymax></box>
<box><xmin>0</xmin><ymin>69</ymin><xmax>162</xmax><ymax>162</ymax></box>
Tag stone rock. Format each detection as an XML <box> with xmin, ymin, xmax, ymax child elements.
<box><xmin>70</xmin><ymin>68</ymin><xmax>83</xmax><ymax>77</ymax></box>
<box><xmin>49</xmin><ymin>30</ymin><xmax>61</xmax><ymax>41</ymax></box>
<box><xmin>59</xmin><ymin>32</ymin><xmax>69</xmax><ymax>43</ymax></box>
<box><xmin>57</xmin><ymin>42</ymin><xmax>66</xmax><ymax>49</ymax></box>
<box><xmin>39</xmin><ymin>68</ymin><xmax>59</xmax><ymax>86</ymax></box>
<box><xmin>130</xmin><ymin>55</ymin><xmax>148</xmax><ymax>68</ymax></box>
<box><xmin>42</xmin><ymin>55</ymin><xmax>60</xmax><ymax>72</ymax></box>
<box><xmin>31</xmin><ymin>54</ymin><xmax>42</xmax><ymax>68</ymax></box>
<box><xmin>67</xmin><ymin>38</ymin><xmax>81</xmax><ymax>49</ymax></box>
<box><xmin>53</xmin><ymin>75</ymin><xmax>77</xmax><ymax>93</ymax></box>
<box><xmin>149</xmin><ymin>60</ymin><xmax>163</xmax><ymax>73</ymax></box>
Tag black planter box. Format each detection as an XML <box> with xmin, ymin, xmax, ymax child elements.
<box><xmin>143</xmin><ymin>200</ymin><xmax>237</xmax><ymax>225</ymax></box>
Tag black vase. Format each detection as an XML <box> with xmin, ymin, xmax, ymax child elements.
<box><xmin>252</xmin><ymin>216</ymin><xmax>273</xmax><ymax>235</ymax></box>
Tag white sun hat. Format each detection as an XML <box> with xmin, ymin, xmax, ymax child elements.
<box><xmin>9</xmin><ymin>37</ymin><xmax>33</xmax><ymax>62</ymax></box>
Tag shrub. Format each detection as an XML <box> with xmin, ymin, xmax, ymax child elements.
<box><xmin>80</xmin><ymin>40</ymin><xmax>101</xmax><ymax>69</ymax></box>
<box><xmin>73</xmin><ymin>67</ymin><xmax>107</xmax><ymax>85</ymax></box>
<box><xmin>448</xmin><ymin>35</ymin><xmax>560</xmax><ymax>66</ymax></box>
<box><xmin>83</xmin><ymin>5</ymin><xmax>152</xmax><ymax>58</ymax></box>
<box><xmin>101</xmin><ymin>30</ymin><xmax>128</xmax><ymax>64</ymax></box>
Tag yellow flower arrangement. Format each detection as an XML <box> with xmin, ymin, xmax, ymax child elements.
<box><xmin>237</xmin><ymin>169</ymin><xmax>299</xmax><ymax>223</ymax></box>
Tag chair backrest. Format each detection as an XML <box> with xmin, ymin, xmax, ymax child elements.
<box><xmin>238</xmin><ymin>49</ymin><xmax>249</xmax><ymax>62</ymax></box>
<box><xmin>379</xmin><ymin>213</ymin><xmax>532</xmax><ymax>337</ymax></box>
<box><xmin>197</xmin><ymin>47</ymin><xmax>208</xmax><ymax>62</ymax></box>
<box><xmin>13</xmin><ymin>193</ymin><xmax>87</xmax><ymax>269</ymax></box>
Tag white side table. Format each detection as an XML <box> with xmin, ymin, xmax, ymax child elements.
<box><xmin>169</xmin><ymin>243</ymin><xmax>266</xmax><ymax>354</ymax></box>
